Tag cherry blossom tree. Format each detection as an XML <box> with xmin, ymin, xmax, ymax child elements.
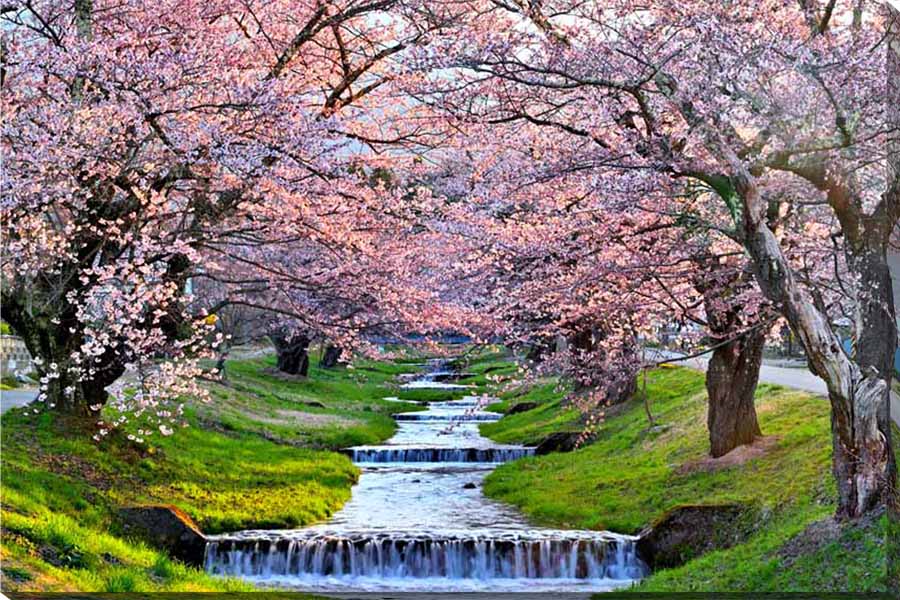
<box><xmin>416</xmin><ymin>0</ymin><xmax>898</xmax><ymax>520</ymax></box>
<box><xmin>4</xmin><ymin>0</ymin><xmax>896</xmax><ymax>544</ymax></box>
<box><xmin>0</xmin><ymin>0</ymin><xmax>454</xmax><ymax>429</ymax></box>
<box><xmin>200</xmin><ymin>178</ymin><xmax>475</xmax><ymax>374</ymax></box>
<box><xmin>419</xmin><ymin>113</ymin><xmax>793</xmax><ymax>455</ymax></box>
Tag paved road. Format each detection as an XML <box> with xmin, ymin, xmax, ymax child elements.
<box><xmin>1</xmin><ymin>388</ymin><xmax>38</xmax><ymax>414</ymax></box>
<box><xmin>650</xmin><ymin>349</ymin><xmax>900</xmax><ymax>429</ymax></box>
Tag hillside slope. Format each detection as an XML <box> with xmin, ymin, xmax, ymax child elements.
<box><xmin>480</xmin><ymin>365</ymin><xmax>894</xmax><ymax>592</ymax></box>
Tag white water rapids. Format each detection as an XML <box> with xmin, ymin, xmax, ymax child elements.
<box><xmin>205</xmin><ymin>360</ymin><xmax>647</xmax><ymax>592</ymax></box>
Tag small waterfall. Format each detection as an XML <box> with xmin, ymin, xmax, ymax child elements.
<box><xmin>397</xmin><ymin>359</ymin><xmax>473</xmax><ymax>390</ymax></box>
<box><xmin>440</xmin><ymin>399</ymin><xmax>483</xmax><ymax>407</ymax></box>
<box><xmin>204</xmin><ymin>359</ymin><xmax>648</xmax><ymax>592</ymax></box>
<box><xmin>204</xmin><ymin>533</ymin><xmax>647</xmax><ymax>581</ymax></box>
<box><xmin>347</xmin><ymin>447</ymin><xmax>535</xmax><ymax>463</ymax></box>
<box><xmin>394</xmin><ymin>413</ymin><xmax>501</xmax><ymax>422</ymax></box>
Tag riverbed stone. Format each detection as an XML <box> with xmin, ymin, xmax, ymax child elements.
<box><xmin>506</xmin><ymin>401</ymin><xmax>539</xmax><ymax>414</ymax></box>
<box><xmin>118</xmin><ymin>505</ymin><xmax>207</xmax><ymax>567</ymax></box>
<box><xmin>533</xmin><ymin>431</ymin><xmax>594</xmax><ymax>455</ymax></box>
<box><xmin>636</xmin><ymin>503</ymin><xmax>747</xmax><ymax>569</ymax></box>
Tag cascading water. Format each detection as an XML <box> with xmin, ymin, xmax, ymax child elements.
<box><xmin>346</xmin><ymin>447</ymin><xmax>534</xmax><ymax>463</ymax></box>
<box><xmin>205</xmin><ymin>359</ymin><xmax>647</xmax><ymax>592</ymax></box>
<box><xmin>205</xmin><ymin>531</ymin><xmax>644</xmax><ymax>580</ymax></box>
<box><xmin>394</xmin><ymin>412</ymin><xmax>501</xmax><ymax>422</ymax></box>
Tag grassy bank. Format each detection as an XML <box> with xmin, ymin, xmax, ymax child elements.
<box><xmin>480</xmin><ymin>379</ymin><xmax>580</xmax><ymax>444</ymax></box>
<box><xmin>480</xmin><ymin>365</ymin><xmax>894</xmax><ymax>592</ymax></box>
<box><xmin>0</xmin><ymin>352</ymin><xmax>419</xmax><ymax>592</ymax></box>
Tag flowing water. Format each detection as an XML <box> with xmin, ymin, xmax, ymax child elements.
<box><xmin>205</xmin><ymin>359</ymin><xmax>647</xmax><ymax>592</ymax></box>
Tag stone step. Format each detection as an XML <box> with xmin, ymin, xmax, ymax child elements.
<box><xmin>344</xmin><ymin>446</ymin><xmax>533</xmax><ymax>463</ymax></box>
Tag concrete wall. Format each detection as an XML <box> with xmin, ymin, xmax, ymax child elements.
<box><xmin>0</xmin><ymin>335</ymin><xmax>34</xmax><ymax>377</ymax></box>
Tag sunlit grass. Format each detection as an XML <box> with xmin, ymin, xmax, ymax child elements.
<box><xmin>0</xmin><ymin>351</ymin><xmax>423</xmax><ymax>592</ymax></box>
<box><xmin>479</xmin><ymin>365</ymin><xmax>890</xmax><ymax>592</ymax></box>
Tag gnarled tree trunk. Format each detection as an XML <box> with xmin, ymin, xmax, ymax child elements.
<box><xmin>886</xmin><ymin>9</ymin><xmax>900</xmax><ymax>591</ymax></box>
<box><xmin>737</xmin><ymin>181</ymin><xmax>896</xmax><ymax>520</ymax></box>
<box><xmin>271</xmin><ymin>331</ymin><xmax>311</xmax><ymax>376</ymax></box>
<box><xmin>320</xmin><ymin>344</ymin><xmax>342</xmax><ymax>368</ymax></box>
<box><xmin>1</xmin><ymin>292</ymin><xmax>123</xmax><ymax>417</ymax></box>
<box><xmin>745</xmin><ymin>220</ymin><xmax>895</xmax><ymax>518</ymax></box>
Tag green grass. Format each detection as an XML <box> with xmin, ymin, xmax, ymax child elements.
<box><xmin>480</xmin><ymin>365</ymin><xmax>892</xmax><ymax>591</ymax></box>
<box><xmin>0</xmin><ymin>350</ymin><xmax>422</xmax><ymax>592</ymax></box>
<box><xmin>205</xmin><ymin>354</ymin><xmax>423</xmax><ymax>449</ymax></box>
<box><xmin>1</xmin><ymin>374</ymin><xmax>21</xmax><ymax>389</ymax></box>
<box><xmin>480</xmin><ymin>379</ymin><xmax>580</xmax><ymax>445</ymax></box>
<box><xmin>636</xmin><ymin>507</ymin><xmax>888</xmax><ymax>592</ymax></box>
<box><xmin>452</xmin><ymin>348</ymin><xmax>519</xmax><ymax>387</ymax></box>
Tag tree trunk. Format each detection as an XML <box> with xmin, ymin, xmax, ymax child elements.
<box><xmin>271</xmin><ymin>331</ymin><xmax>310</xmax><ymax>376</ymax></box>
<box><xmin>320</xmin><ymin>344</ymin><xmax>342</xmax><ymax>368</ymax></box>
<box><xmin>744</xmin><ymin>218</ymin><xmax>896</xmax><ymax>519</ymax></box>
<box><xmin>215</xmin><ymin>347</ymin><xmax>229</xmax><ymax>381</ymax></box>
<box><xmin>886</xmin><ymin>8</ymin><xmax>900</xmax><ymax>591</ymax></box>
<box><xmin>568</xmin><ymin>325</ymin><xmax>637</xmax><ymax>403</ymax></box>
<box><xmin>608</xmin><ymin>373</ymin><xmax>638</xmax><ymax>405</ymax></box>
<box><xmin>692</xmin><ymin>259</ymin><xmax>767</xmax><ymax>458</ymax></box>
<box><xmin>524</xmin><ymin>338</ymin><xmax>552</xmax><ymax>363</ymax></box>
<box><xmin>706</xmin><ymin>329</ymin><xmax>764</xmax><ymax>457</ymax></box>
<box><xmin>840</xmin><ymin>238</ymin><xmax>897</xmax><ymax>519</ymax></box>
<box><xmin>44</xmin><ymin>368</ymin><xmax>115</xmax><ymax>417</ymax></box>
<box><xmin>2</xmin><ymin>293</ymin><xmax>122</xmax><ymax>417</ymax></box>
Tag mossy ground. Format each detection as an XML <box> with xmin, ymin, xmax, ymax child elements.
<box><xmin>479</xmin><ymin>364</ymin><xmax>895</xmax><ymax>592</ymax></box>
<box><xmin>0</xmin><ymin>350</ymin><xmax>421</xmax><ymax>592</ymax></box>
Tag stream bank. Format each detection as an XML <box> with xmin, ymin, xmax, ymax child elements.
<box><xmin>205</xmin><ymin>359</ymin><xmax>646</xmax><ymax>592</ymax></box>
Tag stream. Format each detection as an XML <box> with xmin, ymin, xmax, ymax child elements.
<box><xmin>204</xmin><ymin>360</ymin><xmax>647</xmax><ymax>592</ymax></box>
